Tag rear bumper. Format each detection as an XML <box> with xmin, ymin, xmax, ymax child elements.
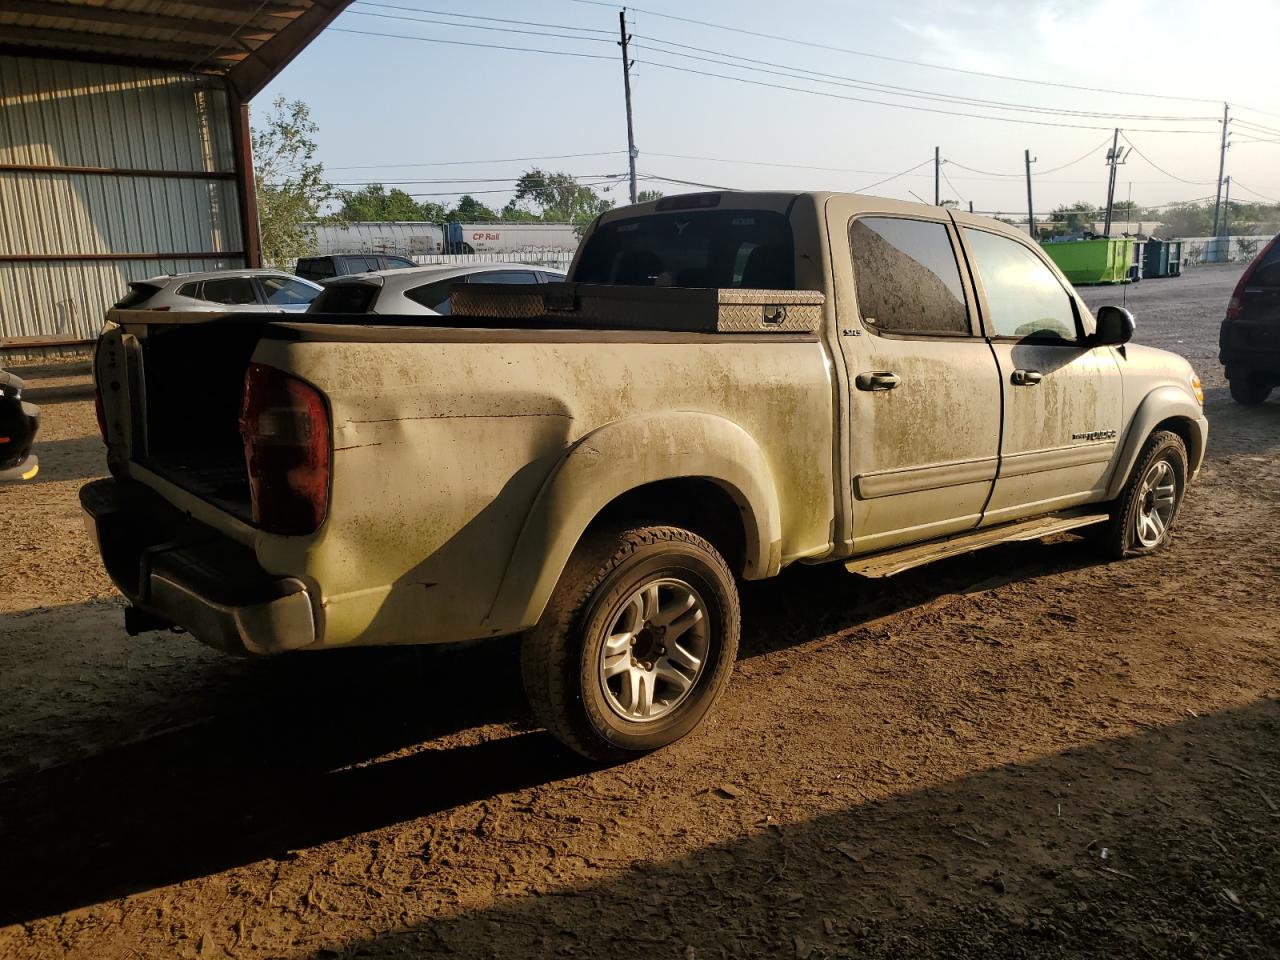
<box><xmin>79</xmin><ymin>477</ymin><xmax>316</xmax><ymax>656</ymax></box>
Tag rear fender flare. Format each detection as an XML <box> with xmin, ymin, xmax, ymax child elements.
<box><xmin>487</xmin><ymin>411</ymin><xmax>782</xmax><ymax>631</ymax></box>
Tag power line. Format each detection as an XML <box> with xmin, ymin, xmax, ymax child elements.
<box><xmin>631</xmin><ymin>59</ymin><xmax>1216</xmax><ymax>134</ymax></box>
<box><xmin>1119</xmin><ymin>133</ymin><xmax>1215</xmax><ymax>185</ymax></box>
<box><xmin>630</xmin><ymin>36</ymin><xmax>1217</xmax><ymax>123</ymax></box>
<box><xmin>353</xmin><ymin>1</ymin><xmax>615</xmax><ymax>34</ymax></box>
<box><xmin>327</xmin><ymin>150</ymin><xmax>626</xmax><ymax>171</ymax></box>
<box><xmin>327</xmin><ymin>173</ymin><xmax>624</xmax><ymax>185</ymax></box>
<box><xmin>346</xmin><ymin>9</ymin><xmax>615</xmax><ymax>44</ymax></box>
<box><xmin>854</xmin><ymin>158</ymin><xmax>936</xmax><ymax>193</ymax></box>
<box><xmin>585</xmin><ymin>3</ymin><xmax>1224</xmax><ymax>105</ymax></box>
<box><xmin>1038</xmin><ymin>135</ymin><xmax>1116</xmax><ymax>174</ymax></box>
<box><xmin>1230</xmin><ymin>180</ymin><xmax>1280</xmax><ymax>204</ymax></box>
<box><xmin>940</xmin><ymin>165</ymin><xmax>968</xmax><ymax>205</ymax></box>
<box><xmin>329</xmin><ymin>27</ymin><xmax>618</xmax><ymax>60</ymax></box>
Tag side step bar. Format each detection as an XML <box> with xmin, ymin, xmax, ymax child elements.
<box><xmin>845</xmin><ymin>511</ymin><xmax>1111</xmax><ymax>578</ymax></box>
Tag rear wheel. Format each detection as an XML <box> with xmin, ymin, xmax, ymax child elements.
<box><xmin>1227</xmin><ymin>368</ymin><xmax>1272</xmax><ymax>405</ymax></box>
<box><xmin>1092</xmin><ymin>430</ymin><xmax>1188</xmax><ymax>559</ymax></box>
<box><xmin>521</xmin><ymin>525</ymin><xmax>740</xmax><ymax>763</ymax></box>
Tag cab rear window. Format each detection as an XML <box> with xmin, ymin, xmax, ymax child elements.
<box><xmin>574</xmin><ymin>210</ymin><xmax>794</xmax><ymax>289</ymax></box>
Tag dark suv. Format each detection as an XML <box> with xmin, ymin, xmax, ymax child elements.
<box><xmin>0</xmin><ymin>369</ymin><xmax>39</xmax><ymax>482</ymax></box>
<box><xmin>1220</xmin><ymin>233</ymin><xmax>1280</xmax><ymax>405</ymax></box>
<box><xmin>295</xmin><ymin>254</ymin><xmax>417</xmax><ymax>282</ymax></box>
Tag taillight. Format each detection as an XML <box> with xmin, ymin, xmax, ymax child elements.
<box><xmin>239</xmin><ymin>363</ymin><xmax>330</xmax><ymax>535</ymax></box>
<box><xmin>1227</xmin><ymin>234</ymin><xmax>1280</xmax><ymax>319</ymax></box>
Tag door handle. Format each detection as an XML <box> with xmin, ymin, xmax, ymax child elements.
<box><xmin>855</xmin><ymin>371</ymin><xmax>900</xmax><ymax>391</ymax></box>
<box><xmin>1011</xmin><ymin>369</ymin><xmax>1043</xmax><ymax>386</ymax></box>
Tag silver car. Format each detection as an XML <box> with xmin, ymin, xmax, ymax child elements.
<box><xmin>307</xmin><ymin>263</ymin><xmax>565</xmax><ymax>316</ymax></box>
<box><xmin>114</xmin><ymin>269</ymin><xmax>323</xmax><ymax>314</ymax></box>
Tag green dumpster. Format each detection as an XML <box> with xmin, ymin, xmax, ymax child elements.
<box><xmin>1040</xmin><ymin>238</ymin><xmax>1135</xmax><ymax>284</ymax></box>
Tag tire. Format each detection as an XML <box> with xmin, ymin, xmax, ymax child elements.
<box><xmin>1092</xmin><ymin>430</ymin><xmax>1188</xmax><ymax>560</ymax></box>
<box><xmin>521</xmin><ymin>525</ymin><xmax>740</xmax><ymax>763</ymax></box>
<box><xmin>1227</xmin><ymin>369</ymin><xmax>1272</xmax><ymax>406</ymax></box>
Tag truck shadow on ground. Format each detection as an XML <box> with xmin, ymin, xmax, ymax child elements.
<box><xmin>0</xmin><ymin>534</ymin><xmax>1113</xmax><ymax>924</ymax></box>
<box><xmin>305</xmin><ymin>697</ymin><xmax>1280</xmax><ymax>960</ymax></box>
<box><xmin>22</xmin><ymin>434</ymin><xmax>107</xmax><ymax>485</ymax></box>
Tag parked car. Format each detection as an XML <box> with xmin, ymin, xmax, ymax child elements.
<box><xmin>1220</xmin><ymin>232</ymin><xmax>1280</xmax><ymax>405</ymax></box>
<box><xmin>308</xmin><ymin>263</ymin><xmax>566</xmax><ymax>315</ymax></box>
<box><xmin>114</xmin><ymin>270</ymin><xmax>322</xmax><ymax>313</ymax></box>
<box><xmin>295</xmin><ymin>254</ymin><xmax>418</xmax><ymax>282</ymax></box>
<box><xmin>0</xmin><ymin>368</ymin><xmax>39</xmax><ymax>482</ymax></box>
<box><xmin>85</xmin><ymin>191</ymin><xmax>1208</xmax><ymax>762</ymax></box>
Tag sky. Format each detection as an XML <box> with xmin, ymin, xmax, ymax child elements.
<box><xmin>260</xmin><ymin>0</ymin><xmax>1280</xmax><ymax>220</ymax></box>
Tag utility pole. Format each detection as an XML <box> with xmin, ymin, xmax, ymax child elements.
<box><xmin>934</xmin><ymin>146</ymin><xmax>940</xmax><ymax>205</ymax></box>
<box><xmin>1102</xmin><ymin>128</ymin><xmax>1124</xmax><ymax>238</ymax></box>
<box><xmin>1024</xmin><ymin>149</ymin><xmax>1037</xmax><ymax>239</ymax></box>
<box><xmin>1223</xmin><ymin>176</ymin><xmax>1232</xmax><ymax>249</ymax></box>
<box><xmin>1211</xmin><ymin>102</ymin><xmax>1229</xmax><ymax>240</ymax></box>
<box><xmin>618</xmin><ymin>9</ymin><xmax>638</xmax><ymax>204</ymax></box>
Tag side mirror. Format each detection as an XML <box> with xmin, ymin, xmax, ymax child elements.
<box><xmin>1093</xmin><ymin>305</ymin><xmax>1135</xmax><ymax>346</ymax></box>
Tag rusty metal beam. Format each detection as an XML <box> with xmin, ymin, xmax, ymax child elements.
<box><xmin>0</xmin><ymin>335</ymin><xmax>95</xmax><ymax>350</ymax></box>
<box><xmin>224</xmin><ymin>0</ymin><xmax>351</xmax><ymax>100</ymax></box>
<box><xmin>0</xmin><ymin>24</ymin><xmax>246</xmax><ymax>62</ymax></box>
<box><xmin>0</xmin><ymin>163</ymin><xmax>235</xmax><ymax>180</ymax></box>
<box><xmin>227</xmin><ymin>90</ymin><xmax>263</xmax><ymax>268</ymax></box>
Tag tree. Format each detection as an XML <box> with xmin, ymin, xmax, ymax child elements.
<box><xmin>510</xmin><ymin>168</ymin><xmax>614</xmax><ymax>224</ymax></box>
<box><xmin>1153</xmin><ymin>202</ymin><xmax>1213</xmax><ymax>239</ymax></box>
<box><xmin>447</xmin><ymin>195</ymin><xmax>499</xmax><ymax>222</ymax></box>
<box><xmin>338</xmin><ymin>183</ymin><xmax>444</xmax><ymax>222</ymax></box>
<box><xmin>251</xmin><ymin>97</ymin><xmax>338</xmax><ymax>268</ymax></box>
<box><xmin>637</xmin><ymin>189</ymin><xmax>664</xmax><ymax>202</ymax></box>
<box><xmin>1049</xmin><ymin>201</ymin><xmax>1099</xmax><ymax>232</ymax></box>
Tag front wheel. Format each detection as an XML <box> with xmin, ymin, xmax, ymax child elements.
<box><xmin>521</xmin><ymin>525</ymin><xmax>740</xmax><ymax>763</ymax></box>
<box><xmin>1093</xmin><ymin>430</ymin><xmax>1188</xmax><ymax>559</ymax></box>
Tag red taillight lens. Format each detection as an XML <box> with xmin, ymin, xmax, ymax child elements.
<box><xmin>1227</xmin><ymin>234</ymin><xmax>1280</xmax><ymax>319</ymax></box>
<box><xmin>239</xmin><ymin>362</ymin><xmax>330</xmax><ymax>535</ymax></box>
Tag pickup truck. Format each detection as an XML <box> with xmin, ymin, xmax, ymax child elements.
<box><xmin>83</xmin><ymin>192</ymin><xmax>1208</xmax><ymax>762</ymax></box>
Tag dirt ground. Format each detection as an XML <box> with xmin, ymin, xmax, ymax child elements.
<box><xmin>1</xmin><ymin>262</ymin><xmax>1277</xmax><ymax>960</ymax></box>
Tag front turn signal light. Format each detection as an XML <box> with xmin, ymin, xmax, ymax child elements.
<box><xmin>1190</xmin><ymin>373</ymin><xmax>1204</xmax><ymax>406</ymax></box>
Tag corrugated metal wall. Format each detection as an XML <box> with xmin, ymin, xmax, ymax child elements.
<box><xmin>0</xmin><ymin>54</ymin><xmax>244</xmax><ymax>355</ymax></box>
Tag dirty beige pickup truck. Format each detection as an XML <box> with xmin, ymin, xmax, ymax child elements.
<box><xmin>84</xmin><ymin>192</ymin><xmax>1208</xmax><ymax>761</ymax></box>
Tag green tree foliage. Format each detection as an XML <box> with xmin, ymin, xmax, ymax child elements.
<box><xmin>510</xmin><ymin>168</ymin><xmax>614</xmax><ymax>224</ymax></box>
<box><xmin>338</xmin><ymin>183</ymin><xmax>445</xmax><ymax>222</ymax></box>
<box><xmin>1048</xmin><ymin>201</ymin><xmax>1099</xmax><ymax>232</ymax></box>
<box><xmin>447</xmin><ymin>195</ymin><xmax>500</xmax><ymax>222</ymax></box>
<box><xmin>250</xmin><ymin>97</ymin><xmax>338</xmax><ymax>269</ymax></box>
<box><xmin>637</xmin><ymin>189</ymin><xmax>664</xmax><ymax>202</ymax></box>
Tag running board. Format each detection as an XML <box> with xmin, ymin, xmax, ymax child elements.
<box><xmin>845</xmin><ymin>511</ymin><xmax>1111</xmax><ymax>578</ymax></box>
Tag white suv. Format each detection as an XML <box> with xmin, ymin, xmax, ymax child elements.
<box><xmin>114</xmin><ymin>270</ymin><xmax>323</xmax><ymax>313</ymax></box>
<box><xmin>307</xmin><ymin>263</ymin><xmax>565</xmax><ymax>315</ymax></box>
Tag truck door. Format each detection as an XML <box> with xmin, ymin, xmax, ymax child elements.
<box><xmin>835</xmin><ymin>210</ymin><xmax>1004</xmax><ymax>553</ymax></box>
<box><xmin>956</xmin><ymin>225</ymin><xmax>1123</xmax><ymax>525</ymax></box>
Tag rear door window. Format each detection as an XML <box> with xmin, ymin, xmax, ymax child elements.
<box><xmin>575</xmin><ymin>209</ymin><xmax>794</xmax><ymax>289</ymax></box>
<box><xmin>383</xmin><ymin>256</ymin><xmax>417</xmax><ymax>270</ymax></box>
<box><xmin>404</xmin><ymin>278</ymin><xmax>458</xmax><ymax>313</ymax></box>
<box><xmin>260</xmin><ymin>276</ymin><xmax>320</xmax><ymax>305</ymax></box>
<box><xmin>199</xmin><ymin>276</ymin><xmax>259</xmax><ymax>305</ymax></box>
<box><xmin>849</xmin><ymin>217</ymin><xmax>971</xmax><ymax>336</ymax></box>
<box><xmin>297</xmin><ymin>259</ymin><xmax>334</xmax><ymax>281</ymax></box>
<box><xmin>963</xmin><ymin>229</ymin><xmax>1079</xmax><ymax>342</ymax></box>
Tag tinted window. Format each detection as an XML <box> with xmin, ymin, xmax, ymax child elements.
<box><xmin>1254</xmin><ymin>237</ymin><xmax>1280</xmax><ymax>286</ymax></box>
<box><xmin>383</xmin><ymin>256</ymin><xmax>416</xmax><ymax>270</ymax></box>
<box><xmin>296</xmin><ymin>259</ymin><xmax>335</xmax><ymax>281</ymax></box>
<box><xmin>404</xmin><ymin>278</ymin><xmax>457</xmax><ymax>313</ymax></box>
<box><xmin>575</xmin><ymin>210</ymin><xmax>794</xmax><ymax>289</ymax></box>
<box><xmin>176</xmin><ymin>281</ymin><xmax>202</xmax><ymax>299</ymax></box>
<box><xmin>308</xmin><ymin>283</ymin><xmax>379</xmax><ymax>314</ymax></box>
<box><xmin>469</xmin><ymin>271</ymin><xmax>539</xmax><ymax>285</ymax></box>
<box><xmin>964</xmin><ymin>229</ymin><xmax>1078</xmax><ymax>341</ymax></box>
<box><xmin>261</xmin><ymin>276</ymin><xmax>319</xmax><ymax>305</ymax></box>
<box><xmin>113</xmin><ymin>283</ymin><xmax>161</xmax><ymax>308</ymax></box>
<box><xmin>849</xmin><ymin>217</ymin><xmax>969</xmax><ymax>335</ymax></box>
<box><xmin>199</xmin><ymin>276</ymin><xmax>258</xmax><ymax>305</ymax></box>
